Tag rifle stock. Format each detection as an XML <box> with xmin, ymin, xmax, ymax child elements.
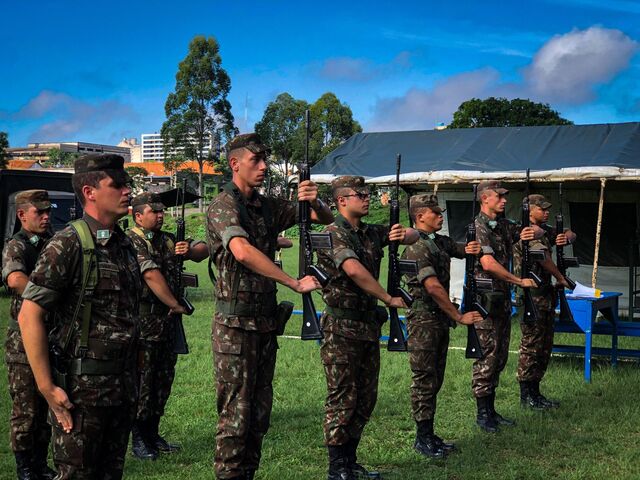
<box><xmin>521</xmin><ymin>169</ymin><xmax>539</xmax><ymax>325</ymax></box>
<box><xmin>173</xmin><ymin>179</ymin><xmax>193</xmax><ymax>354</ymax></box>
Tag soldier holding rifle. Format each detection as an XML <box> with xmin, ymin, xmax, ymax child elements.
<box><xmin>127</xmin><ymin>192</ymin><xmax>208</xmax><ymax>460</ymax></box>
<box><xmin>472</xmin><ymin>180</ymin><xmax>543</xmax><ymax>433</ymax></box>
<box><xmin>206</xmin><ymin>133</ymin><xmax>333</xmax><ymax>480</ymax></box>
<box><xmin>316</xmin><ymin>175</ymin><xmax>418</xmax><ymax>480</ymax></box>
<box><xmin>513</xmin><ymin>194</ymin><xmax>576</xmax><ymax>409</ymax></box>
<box><xmin>401</xmin><ymin>194</ymin><xmax>482</xmax><ymax>458</ymax></box>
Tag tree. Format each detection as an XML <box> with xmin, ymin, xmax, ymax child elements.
<box><xmin>449</xmin><ymin>97</ymin><xmax>573</xmax><ymax>128</ymax></box>
<box><xmin>0</xmin><ymin>132</ymin><xmax>8</xmax><ymax>169</ymax></box>
<box><xmin>162</xmin><ymin>35</ymin><xmax>237</xmax><ymax>211</ymax></box>
<box><xmin>44</xmin><ymin>148</ymin><xmax>77</xmax><ymax>167</ymax></box>
<box><xmin>125</xmin><ymin>165</ymin><xmax>149</xmax><ymax>194</ymax></box>
<box><xmin>255</xmin><ymin>93</ymin><xmax>309</xmax><ymax>190</ymax></box>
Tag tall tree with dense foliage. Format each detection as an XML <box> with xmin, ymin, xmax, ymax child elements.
<box><xmin>162</xmin><ymin>35</ymin><xmax>237</xmax><ymax>210</ymax></box>
<box><xmin>449</xmin><ymin>97</ymin><xmax>573</xmax><ymax>128</ymax></box>
<box><xmin>0</xmin><ymin>132</ymin><xmax>9</xmax><ymax>169</ymax></box>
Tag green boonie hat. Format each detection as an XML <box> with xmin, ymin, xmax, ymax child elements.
<box><xmin>15</xmin><ymin>190</ymin><xmax>52</xmax><ymax>210</ymax></box>
<box><xmin>409</xmin><ymin>194</ymin><xmax>444</xmax><ymax>213</ymax></box>
<box><xmin>527</xmin><ymin>194</ymin><xmax>552</xmax><ymax>209</ymax></box>
<box><xmin>331</xmin><ymin>176</ymin><xmax>368</xmax><ymax>193</ymax></box>
<box><xmin>131</xmin><ymin>192</ymin><xmax>166</xmax><ymax>211</ymax></box>
<box><xmin>225</xmin><ymin>133</ymin><xmax>271</xmax><ymax>156</ymax></box>
<box><xmin>476</xmin><ymin>180</ymin><xmax>509</xmax><ymax>199</ymax></box>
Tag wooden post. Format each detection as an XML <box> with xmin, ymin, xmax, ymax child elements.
<box><xmin>592</xmin><ymin>178</ymin><xmax>607</xmax><ymax>288</ymax></box>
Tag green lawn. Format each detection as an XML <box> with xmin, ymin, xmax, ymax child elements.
<box><xmin>2</xmin><ymin>242</ymin><xmax>640</xmax><ymax>479</ymax></box>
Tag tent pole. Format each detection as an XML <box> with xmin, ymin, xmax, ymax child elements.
<box><xmin>592</xmin><ymin>178</ymin><xmax>607</xmax><ymax>288</ymax></box>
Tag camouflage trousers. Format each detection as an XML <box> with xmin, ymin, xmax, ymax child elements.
<box><xmin>212</xmin><ymin>318</ymin><xmax>278</xmax><ymax>479</ymax></box>
<box><xmin>406</xmin><ymin>319</ymin><xmax>449</xmax><ymax>422</ymax></box>
<box><xmin>49</xmin><ymin>402</ymin><xmax>135</xmax><ymax>479</ymax></box>
<box><xmin>6</xmin><ymin>361</ymin><xmax>51</xmax><ymax>452</ymax></box>
<box><xmin>136</xmin><ymin>338</ymin><xmax>178</xmax><ymax>421</ymax></box>
<box><xmin>517</xmin><ymin>307</ymin><xmax>555</xmax><ymax>383</ymax></box>
<box><xmin>472</xmin><ymin>298</ymin><xmax>512</xmax><ymax>398</ymax></box>
<box><xmin>320</xmin><ymin>331</ymin><xmax>380</xmax><ymax>446</ymax></box>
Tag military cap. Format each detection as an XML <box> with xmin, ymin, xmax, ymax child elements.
<box><xmin>15</xmin><ymin>189</ymin><xmax>52</xmax><ymax>210</ymax></box>
<box><xmin>527</xmin><ymin>194</ymin><xmax>552</xmax><ymax>209</ymax></box>
<box><xmin>476</xmin><ymin>180</ymin><xmax>509</xmax><ymax>199</ymax></box>
<box><xmin>225</xmin><ymin>133</ymin><xmax>271</xmax><ymax>156</ymax></box>
<box><xmin>74</xmin><ymin>153</ymin><xmax>125</xmax><ymax>174</ymax></box>
<box><xmin>409</xmin><ymin>194</ymin><xmax>444</xmax><ymax>213</ymax></box>
<box><xmin>131</xmin><ymin>192</ymin><xmax>166</xmax><ymax>211</ymax></box>
<box><xmin>331</xmin><ymin>176</ymin><xmax>368</xmax><ymax>193</ymax></box>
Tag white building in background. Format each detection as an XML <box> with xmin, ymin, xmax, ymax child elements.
<box><xmin>141</xmin><ymin>132</ymin><xmax>216</xmax><ymax>162</ymax></box>
<box><xmin>7</xmin><ymin>141</ymin><xmax>131</xmax><ymax>163</ymax></box>
<box><xmin>118</xmin><ymin>138</ymin><xmax>142</xmax><ymax>163</ymax></box>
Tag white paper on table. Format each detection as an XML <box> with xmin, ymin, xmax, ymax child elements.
<box><xmin>566</xmin><ymin>281</ymin><xmax>602</xmax><ymax>299</ymax></box>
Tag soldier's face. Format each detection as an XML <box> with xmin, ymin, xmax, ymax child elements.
<box><xmin>338</xmin><ymin>189</ymin><xmax>370</xmax><ymax>217</ymax></box>
<box><xmin>530</xmin><ymin>205</ymin><xmax>549</xmax><ymax>224</ymax></box>
<box><xmin>18</xmin><ymin>205</ymin><xmax>50</xmax><ymax>234</ymax></box>
<box><xmin>136</xmin><ymin>206</ymin><xmax>164</xmax><ymax>231</ymax></box>
<box><xmin>421</xmin><ymin>208</ymin><xmax>444</xmax><ymax>232</ymax></box>
<box><xmin>92</xmin><ymin>176</ymin><xmax>132</xmax><ymax>218</ymax></box>
<box><xmin>232</xmin><ymin>149</ymin><xmax>268</xmax><ymax>188</ymax></box>
<box><xmin>484</xmin><ymin>190</ymin><xmax>507</xmax><ymax>213</ymax></box>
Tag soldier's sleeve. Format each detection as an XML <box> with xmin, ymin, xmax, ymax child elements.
<box><xmin>129</xmin><ymin>233</ymin><xmax>159</xmax><ymax>274</ymax></box>
<box><xmin>2</xmin><ymin>238</ymin><xmax>27</xmax><ymax>284</ymax></box>
<box><xmin>444</xmin><ymin>236</ymin><xmax>466</xmax><ymax>259</ymax></box>
<box><xmin>404</xmin><ymin>242</ymin><xmax>436</xmax><ymax>284</ymax></box>
<box><xmin>22</xmin><ymin>229</ymin><xmax>80</xmax><ymax>312</ymax></box>
<box><xmin>327</xmin><ymin>225</ymin><xmax>360</xmax><ymax>270</ymax></box>
<box><xmin>272</xmin><ymin>197</ymin><xmax>298</xmax><ymax>232</ymax></box>
<box><xmin>372</xmin><ymin>224</ymin><xmax>391</xmax><ymax>248</ymax></box>
<box><xmin>475</xmin><ymin>220</ymin><xmax>495</xmax><ymax>256</ymax></box>
<box><xmin>207</xmin><ymin>195</ymin><xmax>249</xmax><ymax>250</ymax></box>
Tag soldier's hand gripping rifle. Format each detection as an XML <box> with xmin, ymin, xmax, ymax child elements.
<box><xmin>463</xmin><ymin>185</ymin><xmax>491</xmax><ymax>359</ymax></box>
<box><xmin>387</xmin><ymin>154</ymin><xmax>418</xmax><ymax>352</ymax></box>
<box><xmin>173</xmin><ymin>179</ymin><xmax>197</xmax><ymax>354</ymax></box>
<box><xmin>521</xmin><ymin>169</ymin><xmax>543</xmax><ymax>325</ymax></box>
<box><xmin>299</xmin><ymin>110</ymin><xmax>332</xmax><ymax>340</ymax></box>
<box><xmin>556</xmin><ymin>183</ymin><xmax>579</xmax><ymax>322</ymax></box>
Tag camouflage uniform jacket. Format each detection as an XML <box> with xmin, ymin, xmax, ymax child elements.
<box><xmin>317</xmin><ymin>214</ymin><xmax>389</xmax><ymax>342</ymax></box>
<box><xmin>127</xmin><ymin>227</ymin><xmax>181</xmax><ymax>341</ymax></box>
<box><xmin>2</xmin><ymin>229</ymin><xmax>51</xmax><ymax>363</ymax></box>
<box><xmin>21</xmin><ymin>214</ymin><xmax>141</xmax><ymax>406</ymax></box>
<box><xmin>474</xmin><ymin>211</ymin><xmax>520</xmax><ymax>295</ymax></box>
<box><xmin>402</xmin><ymin>230</ymin><xmax>465</xmax><ymax>325</ymax></box>
<box><xmin>513</xmin><ymin>224</ymin><xmax>557</xmax><ymax>311</ymax></box>
<box><xmin>207</xmin><ymin>182</ymin><xmax>297</xmax><ymax>332</ymax></box>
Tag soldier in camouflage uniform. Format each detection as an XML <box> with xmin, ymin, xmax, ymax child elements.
<box><xmin>18</xmin><ymin>154</ymin><xmax>142</xmax><ymax>479</ymax></box>
<box><xmin>401</xmin><ymin>194</ymin><xmax>482</xmax><ymax>459</ymax></box>
<box><xmin>127</xmin><ymin>192</ymin><xmax>209</xmax><ymax>460</ymax></box>
<box><xmin>316</xmin><ymin>176</ymin><xmax>418</xmax><ymax>480</ymax></box>
<box><xmin>512</xmin><ymin>194</ymin><xmax>575</xmax><ymax>410</ymax></box>
<box><xmin>207</xmin><ymin>133</ymin><xmax>333</xmax><ymax>480</ymax></box>
<box><xmin>473</xmin><ymin>180</ymin><xmax>541</xmax><ymax>433</ymax></box>
<box><xmin>3</xmin><ymin>190</ymin><xmax>56</xmax><ymax>479</ymax></box>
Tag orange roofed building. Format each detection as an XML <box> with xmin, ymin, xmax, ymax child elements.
<box><xmin>124</xmin><ymin>161</ymin><xmax>221</xmax><ymax>176</ymax></box>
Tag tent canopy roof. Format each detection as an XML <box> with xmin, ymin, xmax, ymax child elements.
<box><xmin>311</xmin><ymin>122</ymin><xmax>640</xmax><ymax>184</ymax></box>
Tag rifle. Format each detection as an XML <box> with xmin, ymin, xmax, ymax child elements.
<box><xmin>462</xmin><ymin>185</ymin><xmax>492</xmax><ymax>359</ymax></box>
<box><xmin>173</xmin><ymin>179</ymin><xmax>196</xmax><ymax>354</ymax></box>
<box><xmin>521</xmin><ymin>169</ymin><xmax>543</xmax><ymax>324</ymax></box>
<box><xmin>555</xmin><ymin>183</ymin><xmax>579</xmax><ymax>322</ymax></box>
<box><xmin>386</xmin><ymin>154</ymin><xmax>417</xmax><ymax>352</ymax></box>
<box><xmin>299</xmin><ymin>110</ymin><xmax>332</xmax><ymax>340</ymax></box>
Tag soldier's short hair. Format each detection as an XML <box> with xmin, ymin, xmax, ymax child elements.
<box><xmin>72</xmin><ymin>171</ymin><xmax>109</xmax><ymax>206</ymax></box>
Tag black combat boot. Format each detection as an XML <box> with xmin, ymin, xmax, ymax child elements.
<box><xmin>489</xmin><ymin>392</ymin><xmax>516</xmax><ymax>426</ymax></box>
<box><xmin>476</xmin><ymin>396</ymin><xmax>498</xmax><ymax>433</ymax></box>
<box><xmin>149</xmin><ymin>415</ymin><xmax>181</xmax><ymax>453</ymax></box>
<box><xmin>327</xmin><ymin>445</ymin><xmax>356</xmax><ymax>480</ymax></box>
<box><xmin>414</xmin><ymin>420</ymin><xmax>445</xmax><ymax>458</ymax></box>
<box><xmin>346</xmin><ymin>437</ymin><xmax>381</xmax><ymax>479</ymax></box>
<box><xmin>14</xmin><ymin>451</ymin><xmax>38</xmax><ymax>480</ymax></box>
<box><xmin>532</xmin><ymin>382</ymin><xmax>560</xmax><ymax>409</ymax></box>
<box><xmin>32</xmin><ymin>442</ymin><xmax>56</xmax><ymax>479</ymax></box>
<box><xmin>520</xmin><ymin>381</ymin><xmax>547</xmax><ymax>410</ymax></box>
<box><xmin>131</xmin><ymin>421</ymin><xmax>159</xmax><ymax>460</ymax></box>
<box><xmin>431</xmin><ymin>419</ymin><xmax>457</xmax><ymax>454</ymax></box>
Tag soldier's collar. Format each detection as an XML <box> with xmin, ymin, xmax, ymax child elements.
<box><xmin>335</xmin><ymin>214</ymin><xmax>368</xmax><ymax>232</ymax></box>
<box><xmin>418</xmin><ymin>229</ymin><xmax>437</xmax><ymax>240</ymax></box>
<box><xmin>227</xmin><ymin>181</ymin><xmax>260</xmax><ymax>205</ymax></box>
<box><xmin>477</xmin><ymin>211</ymin><xmax>498</xmax><ymax>229</ymax></box>
<box><xmin>82</xmin><ymin>214</ymin><xmax>117</xmax><ymax>246</ymax></box>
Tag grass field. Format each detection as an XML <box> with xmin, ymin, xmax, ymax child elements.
<box><xmin>2</xmin><ymin>239</ymin><xmax>640</xmax><ymax>479</ymax></box>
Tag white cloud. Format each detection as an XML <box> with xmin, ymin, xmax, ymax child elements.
<box><xmin>318</xmin><ymin>52</ymin><xmax>413</xmax><ymax>83</ymax></box>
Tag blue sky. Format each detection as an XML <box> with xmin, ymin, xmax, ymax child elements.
<box><xmin>1</xmin><ymin>0</ymin><xmax>639</xmax><ymax>147</ymax></box>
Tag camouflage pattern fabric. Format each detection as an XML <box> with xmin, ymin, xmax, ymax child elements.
<box><xmin>402</xmin><ymin>231</ymin><xmax>465</xmax><ymax>421</ymax></box>
<box><xmin>472</xmin><ymin>212</ymin><xmax>520</xmax><ymax>398</ymax></box>
<box><xmin>21</xmin><ymin>214</ymin><xmax>141</xmax><ymax>478</ymax></box>
<box><xmin>320</xmin><ymin>328</ymin><xmax>380</xmax><ymax>445</ymax></box>
<box><xmin>207</xmin><ymin>182</ymin><xmax>296</xmax><ymax>479</ymax></box>
<box><xmin>2</xmin><ymin>229</ymin><xmax>52</xmax><ymax>452</ymax></box>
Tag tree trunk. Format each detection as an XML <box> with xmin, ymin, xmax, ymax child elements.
<box><xmin>199</xmin><ymin>161</ymin><xmax>204</xmax><ymax>212</ymax></box>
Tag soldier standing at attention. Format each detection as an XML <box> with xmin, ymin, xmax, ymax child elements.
<box><xmin>513</xmin><ymin>194</ymin><xmax>575</xmax><ymax>409</ymax></box>
<box><xmin>127</xmin><ymin>192</ymin><xmax>209</xmax><ymax>460</ymax></box>
<box><xmin>3</xmin><ymin>190</ymin><xmax>56</xmax><ymax>479</ymax></box>
<box><xmin>316</xmin><ymin>176</ymin><xmax>418</xmax><ymax>480</ymax></box>
<box><xmin>401</xmin><ymin>194</ymin><xmax>482</xmax><ymax>459</ymax></box>
<box><xmin>473</xmin><ymin>181</ymin><xmax>541</xmax><ymax>433</ymax></box>
<box><xmin>18</xmin><ymin>154</ymin><xmax>142</xmax><ymax>479</ymax></box>
<box><xmin>207</xmin><ymin>133</ymin><xmax>333</xmax><ymax>480</ymax></box>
